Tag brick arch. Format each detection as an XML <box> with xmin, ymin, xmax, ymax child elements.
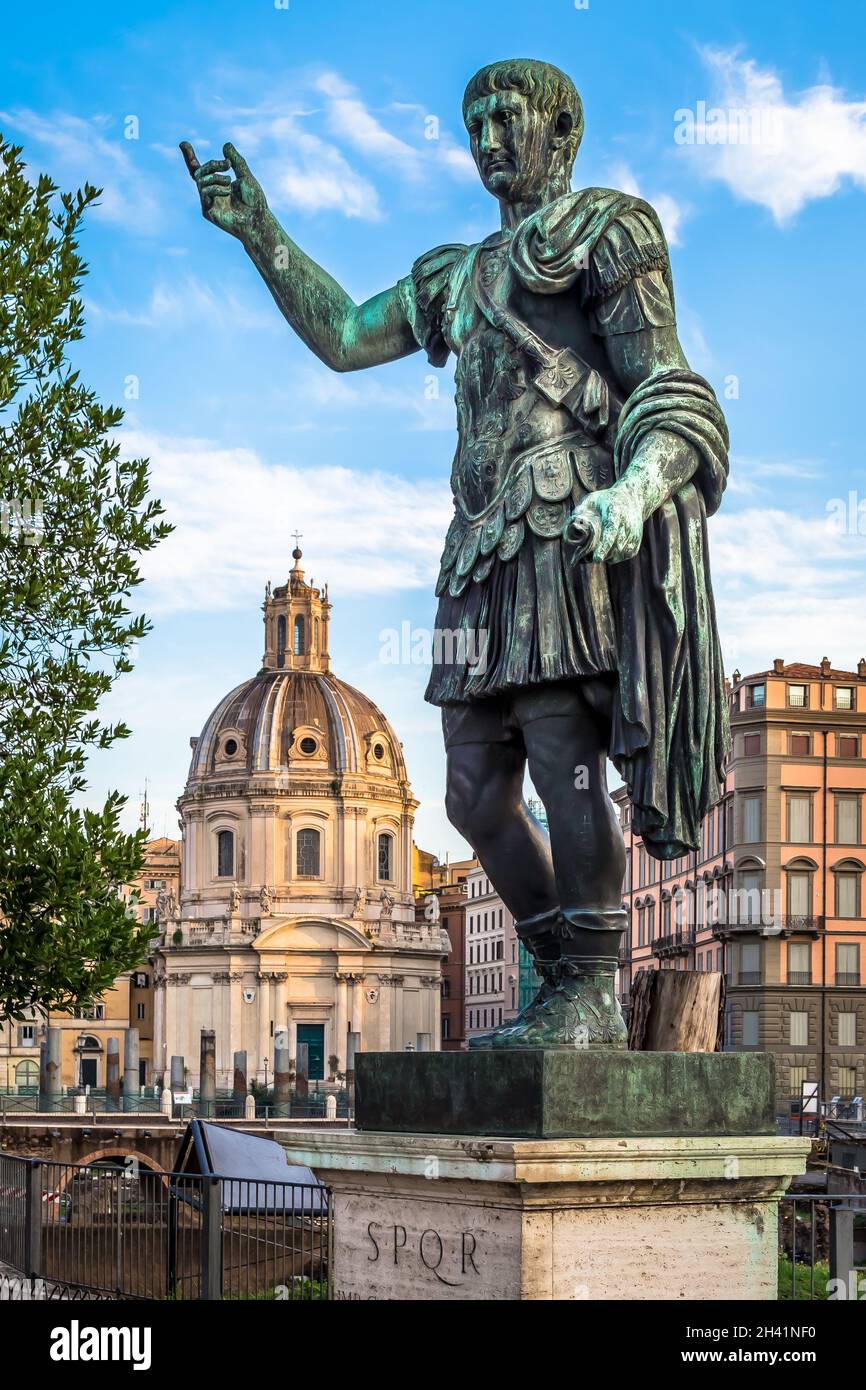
<box><xmin>66</xmin><ymin>1146</ymin><xmax>168</xmax><ymax>1183</ymax></box>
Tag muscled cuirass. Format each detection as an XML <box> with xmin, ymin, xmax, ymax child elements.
<box><xmin>435</xmin><ymin>234</ymin><xmax>616</xmax><ymax>598</ymax></box>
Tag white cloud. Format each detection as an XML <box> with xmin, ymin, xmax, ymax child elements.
<box><xmin>119</xmin><ymin>429</ymin><xmax>452</xmax><ymax>616</ymax></box>
<box><xmin>229</xmin><ymin>110</ymin><xmax>384</xmax><ymax>220</ymax></box>
<box><xmin>607</xmin><ymin>161</ymin><xmax>686</xmax><ymax>245</ymax></box>
<box><xmin>710</xmin><ymin>504</ymin><xmax>866</xmax><ymax>675</ymax></box>
<box><xmin>679</xmin><ymin>47</ymin><xmax>866</xmax><ymax>221</ymax></box>
<box><xmin>0</xmin><ymin>107</ymin><xmax>162</xmax><ymax>231</ymax></box>
<box><xmin>87</xmin><ymin>274</ymin><xmax>277</xmax><ymax>332</ymax></box>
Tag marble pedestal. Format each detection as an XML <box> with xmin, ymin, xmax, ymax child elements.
<box><xmin>280</xmin><ymin>1129</ymin><xmax>811</xmax><ymax>1301</ymax></box>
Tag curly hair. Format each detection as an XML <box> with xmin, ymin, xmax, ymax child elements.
<box><xmin>462</xmin><ymin>59</ymin><xmax>584</xmax><ymax>170</ymax></box>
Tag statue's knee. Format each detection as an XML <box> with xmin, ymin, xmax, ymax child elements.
<box><xmin>445</xmin><ymin>767</ymin><xmax>497</xmax><ymax>844</ymax></box>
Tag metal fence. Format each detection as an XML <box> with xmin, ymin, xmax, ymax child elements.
<box><xmin>778</xmin><ymin>1193</ymin><xmax>866</xmax><ymax>1300</ymax></box>
<box><xmin>0</xmin><ymin>1088</ymin><xmax>352</xmax><ymax>1121</ymax></box>
<box><xmin>0</xmin><ymin>1154</ymin><xmax>330</xmax><ymax>1300</ymax></box>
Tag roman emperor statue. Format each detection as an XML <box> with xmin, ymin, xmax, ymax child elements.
<box><xmin>181</xmin><ymin>59</ymin><xmax>730</xmax><ymax>1050</ymax></box>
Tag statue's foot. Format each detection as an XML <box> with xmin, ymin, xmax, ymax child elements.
<box><xmin>467</xmin><ymin>978</ymin><xmax>555</xmax><ymax>1050</ymax></box>
<box><xmin>489</xmin><ymin>969</ymin><xmax>627</xmax><ymax>1049</ymax></box>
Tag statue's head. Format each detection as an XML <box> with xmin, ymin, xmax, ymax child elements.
<box><xmin>462</xmin><ymin>59</ymin><xmax>583</xmax><ymax>202</ymax></box>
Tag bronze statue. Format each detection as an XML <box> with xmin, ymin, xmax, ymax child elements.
<box><xmin>181</xmin><ymin>59</ymin><xmax>729</xmax><ymax>1050</ymax></box>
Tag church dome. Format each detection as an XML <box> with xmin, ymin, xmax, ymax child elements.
<box><xmin>185</xmin><ymin>546</ymin><xmax>408</xmax><ymax>789</ymax></box>
<box><xmin>187</xmin><ymin>668</ymin><xmax>408</xmax><ymax>782</ymax></box>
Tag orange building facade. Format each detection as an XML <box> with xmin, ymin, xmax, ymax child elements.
<box><xmin>615</xmin><ymin>658</ymin><xmax>866</xmax><ymax>1113</ymax></box>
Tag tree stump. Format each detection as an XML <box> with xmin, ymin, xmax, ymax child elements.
<box><xmin>628</xmin><ymin>969</ymin><xmax>725</xmax><ymax>1052</ymax></box>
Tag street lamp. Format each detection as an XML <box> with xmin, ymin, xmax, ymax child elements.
<box><xmin>262</xmin><ymin>1057</ymin><xmax>269</xmax><ymax>1091</ymax></box>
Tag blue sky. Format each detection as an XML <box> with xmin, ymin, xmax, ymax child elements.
<box><xmin>3</xmin><ymin>0</ymin><xmax>866</xmax><ymax>856</ymax></box>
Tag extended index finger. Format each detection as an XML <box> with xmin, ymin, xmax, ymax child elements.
<box><xmin>179</xmin><ymin>141</ymin><xmax>201</xmax><ymax>178</ymax></box>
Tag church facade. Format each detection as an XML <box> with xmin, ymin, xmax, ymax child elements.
<box><xmin>153</xmin><ymin>548</ymin><xmax>447</xmax><ymax>1088</ymax></box>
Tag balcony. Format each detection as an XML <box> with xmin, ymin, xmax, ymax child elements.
<box><xmin>651</xmin><ymin>929</ymin><xmax>696</xmax><ymax>960</ymax></box>
<box><xmin>737</xmin><ymin>971</ymin><xmax>762</xmax><ymax>985</ymax></box>
<box><xmin>787</xmin><ymin>971</ymin><xmax>813</xmax><ymax>986</ymax></box>
<box><xmin>836</xmin><ymin>972</ymin><xmax>861</xmax><ymax>986</ymax></box>
<box><xmin>778</xmin><ymin>915</ymin><xmax>824</xmax><ymax>937</ymax></box>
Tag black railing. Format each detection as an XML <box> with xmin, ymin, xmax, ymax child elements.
<box><xmin>0</xmin><ymin>1155</ymin><xmax>330</xmax><ymax>1300</ymax></box>
<box><xmin>778</xmin><ymin>1193</ymin><xmax>866</xmax><ymax>1300</ymax></box>
<box><xmin>651</xmin><ymin>929</ymin><xmax>696</xmax><ymax>958</ymax></box>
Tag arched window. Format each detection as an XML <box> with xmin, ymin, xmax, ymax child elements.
<box><xmin>377</xmin><ymin>832</ymin><xmax>393</xmax><ymax>882</ymax></box>
<box><xmin>296</xmin><ymin>828</ymin><xmax>321</xmax><ymax>878</ymax></box>
<box><xmin>217</xmin><ymin>829</ymin><xmax>234</xmax><ymax>878</ymax></box>
<box><xmin>277</xmin><ymin>615</ymin><xmax>287</xmax><ymax>667</ymax></box>
<box><xmin>293</xmin><ymin>615</ymin><xmax>305</xmax><ymax>656</ymax></box>
<box><xmin>15</xmin><ymin>1059</ymin><xmax>38</xmax><ymax>1092</ymax></box>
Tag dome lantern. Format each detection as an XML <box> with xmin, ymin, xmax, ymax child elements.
<box><xmin>262</xmin><ymin>537</ymin><xmax>331</xmax><ymax>674</ymax></box>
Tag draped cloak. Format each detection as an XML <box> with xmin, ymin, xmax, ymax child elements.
<box><xmin>399</xmin><ymin>188</ymin><xmax>731</xmax><ymax>860</ymax></box>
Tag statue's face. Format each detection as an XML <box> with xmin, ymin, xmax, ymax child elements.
<box><xmin>464</xmin><ymin>89</ymin><xmax>558</xmax><ymax>202</ymax></box>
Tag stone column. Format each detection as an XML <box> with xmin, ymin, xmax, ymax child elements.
<box><xmin>152</xmin><ymin>968</ymin><xmax>166</xmax><ymax>1088</ymax></box>
<box><xmin>257</xmin><ymin>972</ymin><xmax>271</xmax><ymax>1084</ymax></box>
<box><xmin>274</xmin><ymin>1028</ymin><xmax>290</xmax><ymax>1113</ymax></box>
<box><xmin>233</xmin><ymin>1050</ymin><xmax>248</xmax><ymax>1109</ymax></box>
<box><xmin>199</xmin><ymin>1029</ymin><xmax>216</xmax><ymax>1117</ymax></box>
<box><xmin>106</xmin><ymin>1037</ymin><xmax>121</xmax><ymax>1110</ymax></box>
<box><xmin>170</xmin><ymin>1054</ymin><xmax>185</xmax><ymax>1097</ymax></box>
<box><xmin>123</xmin><ymin>1029</ymin><xmax>140</xmax><ymax>1111</ymax></box>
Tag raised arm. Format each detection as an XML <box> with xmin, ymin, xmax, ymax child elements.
<box><xmin>180</xmin><ymin>141</ymin><xmax>418</xmax><ymax>372</ymax></box>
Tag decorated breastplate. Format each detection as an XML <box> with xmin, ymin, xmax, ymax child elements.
<box><xmin>436</xmin><ymin>242</ymin><xmax>614</xmax><ymax>599</ymax></box>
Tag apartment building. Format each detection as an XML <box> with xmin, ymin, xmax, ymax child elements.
<box><xmin>616</xmin><ymin>658</ymin><xmax>866</xmax><ymax>1111</ymax></box>
<box><xmin>465</xmin><ymin>864</ymin><xmax>520</xmax><ymax>1043</ymax></box>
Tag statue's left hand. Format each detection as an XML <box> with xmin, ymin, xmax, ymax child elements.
<box><xmin>563</xmin><ymin>482</ymin><xmax>644</xmax><ymax>564</ymax></box>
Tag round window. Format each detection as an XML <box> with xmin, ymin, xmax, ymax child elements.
<box><xmin>224</xmin><ymin>738</ymin><xmax>238</xmax><ymax>756</ymax></box>
<box><xmin>299</xmin><ymin>737</ymin><xmax>318</xmax><ymax>755</ymax></box>
<box><xmin>373</xmin><ymin>743</ymin><xmax>385</xmax><ymax>760</ymax></box>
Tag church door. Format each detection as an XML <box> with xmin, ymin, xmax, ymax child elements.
<box><xmin>296</xmin><ymin>1024</ymin><xmax>325</xmax><ymax>1081</ymax></box>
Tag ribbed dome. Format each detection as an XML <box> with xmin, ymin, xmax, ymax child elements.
<box><xmin>187</xmin><ymin>669</ymin><xmax>407</xmax><ymax>782</ymax></box>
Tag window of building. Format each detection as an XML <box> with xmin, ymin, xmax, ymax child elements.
<box><xmin>296</xmin><ymin>828</ymin><xmax>321</xmax><ymax>878</ymax></box>
<box><xmin>837</xmin><ymin>734</ymin><xmax>859</xmax><ymax>759</ymax></box>
<box><xmin>739</xmin><ymin>942</ymin><xmax>762</xmax><ymax>985</ymax></box>
<box><xmin>748</xmin><ymin>684</ymin><xmax>765</xmax><ymax>708</ymax></box>
<box><xmin>837</xmin><ymin>1066</ymin><xmax>857</xmax><ymax>1098</ymax></box>
<box><xmin>136</xmin><ymin>1002</ymin><xmax>145</xmax><ymax>1020</ymax></box>
<box><xmin>144</xmin><ymin>879</ymin><xmax>166</xmax><ymax>891</ymax></box>
<box><xmin>838</xmin><ymin>1012</ymin><xmax>857</xmax><ymax>1047</ymax></box>
<box><xmin>716</xmin><ymin>947</ymin><xmax>723</xmax><ymax>973</ymax></box>
<box><xmin>789</xmin><ymin>1065</ymin><xmax>809</xmax><ymax>1098</ymax></box>
<box><xmin>277</xmin><ymin>615</ymin><xmax>287</xmax><ymax>666</ymax></box>
<box><xmin>787</xmin><ymin>942</ymin><xmax>812</xmax><ymax>985</ymax></box>
<box><xmin>836</xmin><ymin>873</ymin><xmax>860</xmax><ymax>920</ymax></box>
<box><xmin>743</xmin><ymin>733</ymin><xmax>761</xmax><ymax>757</ymax></box>
<box><xmin>743</xmin><ymin>795</ymin><xmax>761</xmax><ymax>843</ymax></box>
<box><xmin>377</xmin><ymin>832</ymin><xmax>393</xmax><ymax>881</ymax></box>
<box><xmin>17</xmin><ymin>1024</ymin><xmax>36</xmax><ymax>1046</ymax></box>
<box><xmin>441</xmin><ymin>978</ymin><xmax>450</xmax><ymax>999</ymax></box>
<box><xmin>787</xmin><ymin>870</ymin><xmax>812</xmax><ymax>919</ymax></box>
<box><xmin>15</xmin><ymin>1059</ymin><xmax>39</xmax><ymax>1091</ymax></box>
<box><xmin>788</xmin><ymin>684</ymin><xmax>808</xmax><ymax>708</ymax></box>
<box><xmin>836</xmin><ymin>941</ymin><xmax>860</xmax><ymax>985</ymax></box>
<box><xmin>835</xmin><ymin>795</ymin><xmax>860</xmax><ymax>846</ymax></box>
<box><xmin>736</xmin><ymin>870</ymin><xmax>764</xmax><ymax>925</ymax></box>
<box><xmin>646</xmin><ymin>901</ymin><xmax>655</xmax><ymax>941</ymax></box>
<box><xmin>441</xmin><ymin>1017</ymin><xmax>450</xmax><ymax>1040</ymax></box>
<box><xmin>742</xmin><ymin>1011</ymin><xmax>759</xmax><ymax>1047</ymax></box>
<box><xmin>790</xmin><ymin>733</ymin><xmax>812</xmax><ymax>757</ymax></box>
<box><xmin>217</xmin><ymin>829</ymin><xmax>234</xmax><ymax>878</ymax></box>
<box><xmin>293</xmin><ymin>615</ymin><xmax>305</xmax><ymax>656</ymax></box>
<box><xmin>789</xmin><ymin>1012</ymin><xmax>809</xmax><ymax>1046</ymax></box>
<box><xmin>835</xmin><ymin>686</ymin><xmax>855</xmax><ymax>710</ymax></box>
<box><xmin>787</xmin><ymin>793</ymin><xmax>812</xmax><ymax>843</ymax></box>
